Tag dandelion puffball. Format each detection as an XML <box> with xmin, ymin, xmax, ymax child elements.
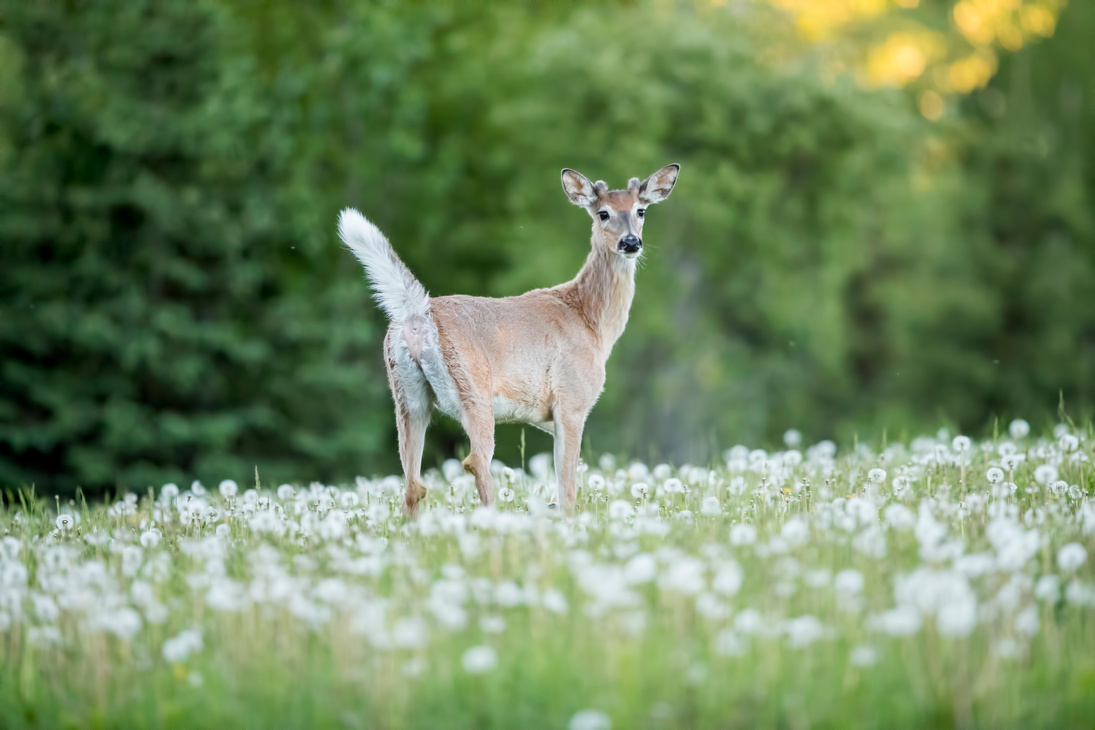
<box><xmin>461</xmin><ymin>645</ymin><xmax>498</xmax><ymax>674</ymax></box>
<box><xmin>568</xmin><ymin>709</ymin><xmax>612</xmax><ymax>730</ymax></box>
<box><xmin>1058</xmin><ymin>543</ymin><xmax>1087</xmax><ymax>571</ymax></box>
<box><xmin>1009</xmin><ymin>419</ymin><xmax>1030</xmax><ymax>439</ymax></box>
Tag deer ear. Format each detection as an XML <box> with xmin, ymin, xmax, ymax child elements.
<box><xmin>638</xmin><ymin>163</ymin><xmax>680</xmax><ymax>205</ymax></box>
<box><xmin>561</xmin><ymin>169</ymin><xmax>599</xmax><ymax>208</ymax></box>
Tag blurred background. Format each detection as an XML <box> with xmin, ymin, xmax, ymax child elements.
<box><xmin>1</xmin><ymin>0</ymin><xmax>1092</xmax><ymax>496</ymax></box>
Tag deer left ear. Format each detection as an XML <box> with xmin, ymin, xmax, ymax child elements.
<box><xmin>638</xmin><ymin>163</ymin><xmax>680</xmax><ymax>205</ymax></box>
<box><xmin>561</xmin><ymin>169</ymin><xmax>600</xmax><ymax>208</ymax></box>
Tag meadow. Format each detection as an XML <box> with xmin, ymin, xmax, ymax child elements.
<box><xmin>2</xmin><ymin>420</ymin><xmax>1093</xmax><ymax>729</ymax></box>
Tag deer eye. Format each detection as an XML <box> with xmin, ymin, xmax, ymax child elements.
<box><xmin>598</xmin><ymin>210</ymin><xmax>610</xmax><ymax>222</ymax></box>
<box><xmin>637</xmin><ymin>208</ymin><xmax>646</xmax><ymax>218</ymax></box>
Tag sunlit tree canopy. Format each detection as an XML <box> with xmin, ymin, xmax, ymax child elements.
<box><xmin>757</xmin><ymin>0</ymin><xmax>1066</xmax><ymax>116</ymax></box>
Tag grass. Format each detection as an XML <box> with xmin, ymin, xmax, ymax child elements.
<box><xmin>1</xmin><ymin>424</ymin><xmax>1094</xmax><ymax>729</ymax></box>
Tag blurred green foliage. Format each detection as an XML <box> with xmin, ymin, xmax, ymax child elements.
<box><xmin>0</xmin><ymin>1</ymin><xmax>1092</xmax><ymax>495</ymax></box>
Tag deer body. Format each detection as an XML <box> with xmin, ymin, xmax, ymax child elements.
<box><xmin>340</xmin><ymin>164</ymin><xmax>679</xmax><ymax>516</ymax></box>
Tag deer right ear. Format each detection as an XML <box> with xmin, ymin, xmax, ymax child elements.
<box><xmin>638</xmin><ymin>163</ymin><xmax>680</xmax><ymax>205</ymax></box>
<box><xmin>561</xmin><ymin>169</ymin><xmax>599</xmax><ymax>208</ymax></box>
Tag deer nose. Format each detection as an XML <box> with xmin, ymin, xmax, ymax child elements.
<box><xmin>618</xmin><ymin>234</ymin><xmax>642</xmax><ymax>254</ymax></box>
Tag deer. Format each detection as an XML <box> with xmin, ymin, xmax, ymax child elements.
<box><xmin>338</xmin><ymin>164</ymin><xmax>680</xmax><ymax>517</ymax></box>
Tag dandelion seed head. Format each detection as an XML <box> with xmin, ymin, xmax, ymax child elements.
<box><xmin>1034</xmin><ymin>464</ymin><xmax>1058</xmax><ymax>485</ymax></box>
<box><xmin>461</xmin><ymin>645</ymin><xmax>498</xmax><ymax>674</ymax></box>
<box><xmin>729</xmin><ymin>523</ymin><xmax>757</xmax><ymax>546</ymax></box>
<box><xmin>569</xmin><ymin>709</ymin><xmax>612</xmax><ymax>730</ymax></box>
<box><xmin>1058</xmin><ymin>543</ymin><xmax>1087</xmax><ymax>571</ymax></box>
<box><xmin>849</xmin><ymin>645</ymin><xmax>879</xmax><ymax>667</ymax></box>
<box><xmin>1009</xmin><ymin>419</ymin><xmax>1030</xmax><ymax>439</ymax></box>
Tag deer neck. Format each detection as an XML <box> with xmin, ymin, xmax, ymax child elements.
<box><xmin>573</xmin><ymin>235</ymin><xmax>637</xmax><ymax>353</ymax></box>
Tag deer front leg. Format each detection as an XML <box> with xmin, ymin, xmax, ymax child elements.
<box><xmin>461</xmin><ymin>404</ymin><xmax>496</xmax><ymax>506</ymax></box>
<box><xmin>549</xmin><ymin>410</ymin><xmax>585</xmax><ymax>514</ymax></box>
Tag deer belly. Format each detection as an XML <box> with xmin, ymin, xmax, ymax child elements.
<box><xmin>492</xmin><ymin>395</ymin><xmax>546</xmax><ymax>425</ymax></box>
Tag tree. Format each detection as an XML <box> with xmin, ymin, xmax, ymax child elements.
<box><xmin>0</xmin><ymin>0</ymin><xmax>387</xmax><ymax>494</ymax></box>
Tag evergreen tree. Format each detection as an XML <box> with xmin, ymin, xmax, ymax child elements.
<box><xmin>0</xmin><ymin>1</ymin><xmax>387</xmax><ymax>494</ymax></box>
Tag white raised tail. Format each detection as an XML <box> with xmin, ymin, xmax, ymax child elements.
<box><xmin>338</xmin><ymin>208</ymin><xmax>429</xmax><ymax>323</ymax></box>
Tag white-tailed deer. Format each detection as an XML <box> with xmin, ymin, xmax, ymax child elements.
<box><xmin>339</xmin><ymin>164</ymin><xmax>679</xmax><ymax>516</ymax></box>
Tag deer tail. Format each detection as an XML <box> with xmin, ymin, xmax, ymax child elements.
<box><xmin>338</xmin><ymin>208</ymin><xmax>430</xmax><ymax>323</ymax></box>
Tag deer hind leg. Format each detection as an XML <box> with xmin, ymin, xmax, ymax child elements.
<box><xmin>396</xmin><ymin>401</ymin><xmax>430</xmax><ymax>517</ymax></box>
<box><xmin>385</xmin><ymin>329</ymin><xmax>432</xmax><ymax>518</ymax></box>
<box><xmin>459</xmin><ymin>398</ymin><xmax>496</xmax><ymax>507</ymax></box>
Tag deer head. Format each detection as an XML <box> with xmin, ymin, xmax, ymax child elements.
<box><xmin>560</xmin><ymin>164</ymin><xmax>680</xmax><ymax>259</ymax></box>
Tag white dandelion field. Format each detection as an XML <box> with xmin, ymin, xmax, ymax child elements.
<box><xmin>2</xmin><ymin>421</ymin><xmax>1094</xmax><ymax>728</ymax></box>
